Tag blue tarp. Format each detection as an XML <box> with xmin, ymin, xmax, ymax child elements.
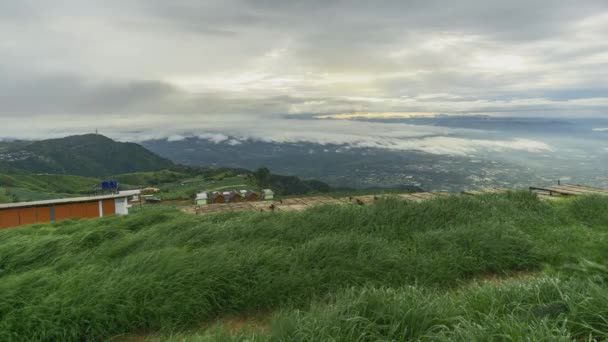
<box><xmin>101</xmin><ymin>180</ymin><xmax>119</xmax><ymax>190</ymax></box>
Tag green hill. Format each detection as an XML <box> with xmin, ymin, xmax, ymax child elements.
<box><xmin>0</xmin><ymin>173</ymin><xmax>103</xmax><ymax>203</ymax></box>
<box><xmin>0</xmin><ymin>134</ymin><xmax>173</xmax><ymax>177</ymax></box>
<box><xmin>1</xmin><ymin>192</ymin><xmax>608</xmax><ymax>340</ymax></box>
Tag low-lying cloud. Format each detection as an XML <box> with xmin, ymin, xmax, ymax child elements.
<box><xmin>141</xmin><ymin>118</ymin><xmax>551</xmax><ymax>157</ymax></box>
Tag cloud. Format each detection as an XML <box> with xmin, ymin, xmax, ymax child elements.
<box><xmin>144</xmin><ymin>118</ymin><xmax>551</xmax><ymax>157</ymax></box>
<box><xmin>0</xmin><ymin>0</ymin><xmax>607</xmax><ymax>142</ymax></box>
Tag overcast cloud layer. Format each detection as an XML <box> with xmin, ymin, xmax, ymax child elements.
<box><xmin>1</xmin><ymin>0</ymin><xmax>607</xmax><ymax>154</ymax></box>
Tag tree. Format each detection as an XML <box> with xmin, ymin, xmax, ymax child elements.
<box><xmin>253</xmin><ymin>167</ymin><xmax>271</xmax><ymax>187</ymax></box>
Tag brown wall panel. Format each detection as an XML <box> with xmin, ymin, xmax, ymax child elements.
<box><xmin>72</xmin><ymin>203</ymin><xmax>85</xmax><ymax>218</ymax></box>
<box><xmin>83</xmin><ymin>202</ymin><xmax>99</xmax><ymax>218</ymax></box>
<box><xmin>19</xmin><ymin>207</ymin><xmax>37</xmax><ymax>225</ymax></box>
<box><xmin>102</xmin><ymin>199</ymin><xmax>115</xmax><ymax>216</ymax></box>
<box><xmin>0</xmin><ymin>209</ymin><xmax>21</xmax><ymax>229</ymax></box>
<box><xmin>54</xmin><ymin>204</ymin><xmax>76</xmax><ymax>221</ymax></box>
<box><xmin>35</xmin><ymin>207</ymin><xmax>51</xmax><ymax>223</ymax></box>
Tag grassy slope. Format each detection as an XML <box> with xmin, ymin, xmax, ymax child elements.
<box><xmin>0</xmin><ymin>173</ymin><xmax>102</xmax><ymax>203</ymax></box>
<box><xmin>0</xmin><ymin>169</ymin><xmax>249</xmax><ymax>203</ymax></box>
<box><xmin>0</xmin><ymin>192</ymin><xmax>607</xmax><ymax>340</ymax></box>
<box><xmin>157</xmin><ymin>174</ymin><xmax>249</xmax><ymax>200</ymax></box>
<box><xmin>114</xmin><ymin>170</ymin><xmax>250</xmax><ymax>200</ymax></box>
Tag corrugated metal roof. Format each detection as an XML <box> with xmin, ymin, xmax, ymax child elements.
<box><xmin>0</xmin><ymin>193</ymin><xmax>132</xmax><ymax>210</ymax></box>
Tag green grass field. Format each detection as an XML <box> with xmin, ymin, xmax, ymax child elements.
<box><xmin>0</xmin><ymin>173</ymin><xmax>102</xmax><ymax>203</ymax></box>
<box><xmin>0</xmin><ymin>192</ymin><xmax>607</xmax><ymax>340</ymax></box>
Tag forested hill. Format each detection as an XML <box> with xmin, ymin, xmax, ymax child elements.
<box><xmin>0</xmin><ymin>134</ymin><xmax>173</xmax><ymax>177</ymax></box>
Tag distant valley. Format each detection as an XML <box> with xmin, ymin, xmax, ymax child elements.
<box><xmin>142</xmin><ymin>137</ymin><xmax>540</xmax><ymax>191</ymax></box>
<box><xmin>142</xmin><ymin>116</ymin><xmax>608</xmax><ymax>191</ymax></box>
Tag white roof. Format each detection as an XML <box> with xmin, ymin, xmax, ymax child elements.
<box><xmin>262</xmin><ymin>189</ymin><xmax>274</xmax><ymax>194</ymax></box>
<box><xmin>119</xmin><ymin>190</ymin><xmax>141</xmax><ymax>196</ymax></box>
<box><xmin>0</xmin><ymin>193</ymin><xmax>132</xmax><ymax>210</ymax></box>
<box><xmin>196</xmin><ymin>192</ymin><xmax>208</xmax><ymax>199</ymax></box>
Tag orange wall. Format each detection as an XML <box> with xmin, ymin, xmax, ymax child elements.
<box><xmin>102</xmin><ymin>199</ymin><xmax>115</xmax><ymax>216</ymax></box>
<box><xmin>19</xmin><ymin>207</ymin><xmax>37</xmax><ymax>225</ymax></box>
<box><xmin>0</xmin><ymin>208</ymin><xmax>21</xmax><ymax>229</ymax></box>
<box><xmin>35</xmin><ymin>207</ymin><xmax>51</xmax><ymax>222</ymax></box>
<box><xmin>83</xmin><ymin>202</ymin><xmax>99</xmax><ymax>218</ymax></box>
<box><xmin>0</xmin><ymin>199</ymin><xmax>113</xmax><ymax>229</ymax></box>
<box><xmin>54</xmin><ymin>204</ymin><xmax>75</xmax><ymax>221</ymax></box>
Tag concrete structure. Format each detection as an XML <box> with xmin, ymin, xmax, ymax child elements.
<box><xmin>0</xmin><ymin>193</ymin><xmax>132</xmax><ymax>230</ymax></box>
<box><xmin>119</xmin><ymin>189</ymin><xmax>141</xmax><ymax>202</ymax></box>
<box><xmin>262</xmin><ymin>189</ymin><xmax>274</xmax><ymax>200</ymax></box>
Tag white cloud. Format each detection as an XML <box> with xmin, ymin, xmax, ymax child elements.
<box><xmin>0</xmin><ymin>0</ymin><xmax>607</xmax><ymax>144</ymax></box>
<box><xmin>128</xmin><ymin>118</ymin><xmax>551</xmax><ymax>157</ymax></box>
<box><xmin>166</xmin><ymin>134</ymin><xmax>186</xmax><ymax>142</ymax></box>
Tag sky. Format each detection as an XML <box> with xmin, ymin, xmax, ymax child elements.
<box><xmin>1</xmin><ymin>0</ymin><xmax>607</xmax><ymax>154</ymax></box>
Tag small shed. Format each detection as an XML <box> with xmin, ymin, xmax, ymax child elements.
<box><xmin>210</xmin><ymin>192</ymin><xmax>225</xmax><ymax>204</ymax></box>
<box><xmin>223</xmin><ymin>191</ymin><xmax>243</xmax><ymax>203</ymax></box>
<box><xmin>240</xmin><ymin>190</ymin><xmax>259</xmax><ymax>201</ymax></box>
<box><xmin>195</xmin><ymin>192</ymin><xmax>209</xmax><ymax>205</ymax></box>
<box><xmin>262</xmin><ymin>189</ymin><xmax>274</xmax><ymax>200</ymax></box>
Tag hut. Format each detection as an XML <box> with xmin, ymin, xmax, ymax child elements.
<box><xmin>195</xmin><ymin>192</ymin><xmax>209</xmax><ymax>205</ymax></box>
<box><xmin>210</xmin><ymin>192</ymin><xmax>225</xmax><ymax>204</ymax></box>
<box><xmin>262</xmin><ymin>189</ymin><xmax>274</xmax><ymax>200</ymax></box>
<box><xmin>223</xmin><ymin>191</ymin><xmax>243</xmax><ymax>203</ymax></box>
<box><xmin>239</xmin><ymin>190</ymin><xmax>259</xmax><ymax>201</ymax></box>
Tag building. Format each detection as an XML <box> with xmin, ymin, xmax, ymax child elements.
<box><xmin>142</xmin><ymin>187</ymin><xmax>161</xmax><ymax>194</ymax></box>
<box><xmin>119</xmin><ymin>189</ymin><xmax>141</xmax><ymax>202</ymax></box>
<box><xmin>223</xmin><ymin>191</ymin><xmax>242</xmax><ymax>202</ymax></box>
<box><xmin>239</xmin><ymin>190</ymin><xmax>259</xmax><ymax>201</ymax></box>
<box><xmin>195</xmin><ymin>192</ymin><xmax>208</xmax><ymax>205</ymax></box>
<box><xmin>0</xmin><ymin>193</ymin><xmax>132</xmax><ymax>230</ymax></box>
<box><xmin>210</xmin><ymin>192</ymin><xmax>225</xmax><ymax>204</ymax></box>
<box><xmin>198</xmin><ymin>189</ymin><xmax>266</xmax><ymax>204</ymax></box>
<box><xmin>262</xmin><ymin>189</ymin><xmax>274</xmax><ymax>200</ymax></box>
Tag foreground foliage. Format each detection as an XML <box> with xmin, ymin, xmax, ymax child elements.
<box><xmin>0</xmin><ymin>192</ymin><xmax>607</xmax><ymax>341</ymax></box>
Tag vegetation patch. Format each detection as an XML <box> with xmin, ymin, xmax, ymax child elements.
<box><xmin>0</xmin><ymin>192</ymin><xmax>607</xmax><ymax>340</ymax></box>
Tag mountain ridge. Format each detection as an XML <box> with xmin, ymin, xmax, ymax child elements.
<box><xmin>0</xmin><ymin>134</ymin><xmax>174</xmax><ymax>177</ymax></box>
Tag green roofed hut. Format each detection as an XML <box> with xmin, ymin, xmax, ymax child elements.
<box><xmin>195</xmin><ymin>192</ymin><xmax>209</xmax><ymax>205</ymax></box>
<box><xmin>262</xmin><ymin>189</ymin><xmax>274</xmax><ymax>200</ymax></box>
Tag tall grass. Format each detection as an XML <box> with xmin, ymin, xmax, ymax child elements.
<box><xmin>160</xmin><ymin>259</ymin><xmax>608</xmax><ymax>341</ymax></box>
<box><xmin>0</xmin><ymin>192</ymin><xmax>606</xmax><ymax>340</ymax></box>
